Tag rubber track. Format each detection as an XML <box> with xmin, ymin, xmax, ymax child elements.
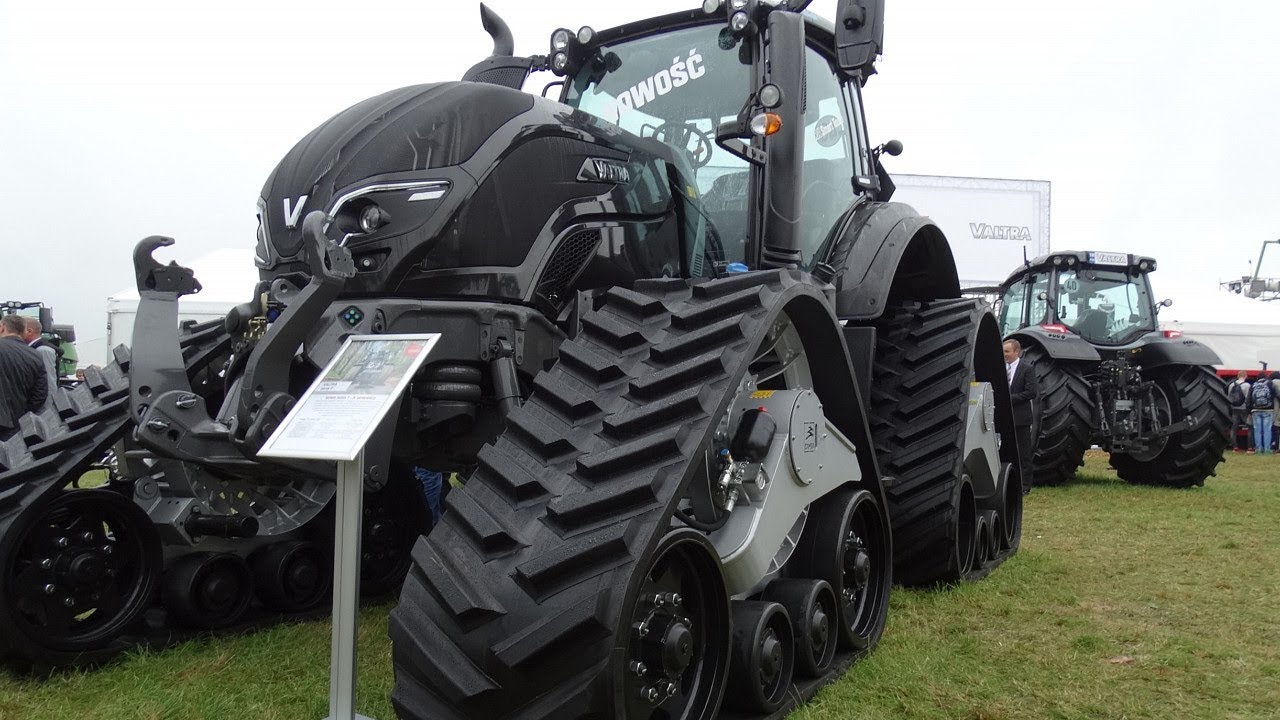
<box><xmin>0</xmin><ymin>320</ymin><xmax>230</xmax><ymax>666</ymax></box>
<box><xmin>865</xmin><ymin>299</ymin><xmax>992</xmax><ymax>586</ymax></box>
<box><xmin>1110</xmin><ymin>364</ymin><xmax>1231</xmax><ymax>488</ymax></box>
<box><xmin>1021</xmin><ymin>344</ymin><xmax>1092</xmax><ymax>487</ymax></box>
<box><xmin>390</xmin><ymin>271</ymin><xmax>823</xmax><ymax>719</ymax></box>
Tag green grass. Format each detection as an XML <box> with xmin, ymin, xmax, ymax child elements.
<box><xmin>2</xmin><ymin>453</ymin><xmax>1278</xmax><ymax>720</ymax></box>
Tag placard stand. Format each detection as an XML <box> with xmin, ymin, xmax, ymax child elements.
<box><xmin>326</xmin><ymin>448</ymin><xmax>371</xmax><ymax>720</ymax></box>
<box><xmin>255</xmin><ymin>333</ymin><xmax>442</xmax><ymax>720</ymax></box>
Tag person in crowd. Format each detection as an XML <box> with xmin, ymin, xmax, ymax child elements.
<box><xmin>1271</xmin><ymin>371</ymin><xmax>1280</xmax><ymax>453</ymax></box>
<box><xmin>1226</xmin><ymin>370</ymin><xmax>1252</xmax><ymax>452</ymax></box>
<box><xmin>1004</xmin><ymin>339</ymin><xmax>1039</xmax><ymax>493</ymax></box>
<box><xmin>0</xmin><ymin>315</ymin><xmax>48</xmax><ymax>440</ymax></box>
<box><xmin>21</xmin><ymin>317</ymin><xmax>58</xmax><ymax>412</ymax></box>
<box><xmin>1248</xmin><ymin>369</ymin><xmax>1274</xmax><ymax>455</ymax></box>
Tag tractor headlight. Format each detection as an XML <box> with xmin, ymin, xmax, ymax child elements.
<box><xmin>551</xmin><ymin>28</ymin><xmax>572</xmax><ymax>51</ymax></box>
<box><xmin>359</xmin><ymin>204</ymin><xmax>388</xmax><ymax>234</ymax></box>
<box><xmin>552</xmin><ymin>52</ymin><xmax>569</xmax><ymax>73</ymax></box>
<box><xmin>730</xmin><ymin>11</ymin><xmax>750</xmax><ymax>32</ymax></box>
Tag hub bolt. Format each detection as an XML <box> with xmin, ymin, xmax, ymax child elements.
<box><xmin>664</xmin><ymin>681</ymin><xmax>678</xmax><ymax>696</ymax></box>
<box><xmin>629</xmin><ymin>661</ymin><xmax>647</xmax><ymax>676</ymax></box>
<box><xmin>81</xmin><ymin>532</ymin><xmax>94</xmax><ymax>543</ymax></box>
<box><xmin>39</xmin><ymin>558</ymin><xmax>53</xmax><ymax>570</ymax></box>
<box><xmin>43</xmin><ymin>584</ymin><xmax>56</xmax><ymax>595</ymax></box>
<box><xmin>55</xmin><ymin>537</ymin><xmax>69</xmax><ymax>548</ymax></box>
<box><xmin>63</xmin><ymin>597</ymin><xmax>75</xmax><ymax>607</ymax></box>
<box><xmin>642</xmin><ymin>686</ymin><xmax>660</xmax><ymax>702</ymax></box>
<box><xmin>101</xmin><ymin>545</ymin><xmax>113</xmax><ymax>555</ymax></box>
<box><xmin>652</xmin><ymin>594</ymin><xmax>666</xmax><ymax>607</ymax></box>
<box><xmin>670</xmin><ymin>593</ymin><xmax>682</xmax><ymax>606</ymax></box>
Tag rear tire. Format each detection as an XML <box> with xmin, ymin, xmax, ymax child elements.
<box><xmin>1110</xmin><ymin>365</ymin><xmax>1230</xmax><ymax>488</ymax></box>
<box><xmin>1020</xmin><ymin>344</ymin><xmax>1093</xmax><ymax>486</ymax></box>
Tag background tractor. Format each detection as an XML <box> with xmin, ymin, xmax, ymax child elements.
<box><xmin>0</xmin><ymin>0</ymin><xmax>1024</xmax><ymax>716</ymax></box>
<box><xmin>999</xmin><ymin>250</ymin><xmax>1231</xmax><ymax>487</ymax></box>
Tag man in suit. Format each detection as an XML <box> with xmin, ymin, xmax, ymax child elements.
<box><xmin>0</xmin><ymin>314</ymin><xmax>48</xmax><ymax>440</ymax></box>
<box><xmin>1004</xmin><ymin>339</ymin><xmax>1039</xmax><ymax>494</ymax></box>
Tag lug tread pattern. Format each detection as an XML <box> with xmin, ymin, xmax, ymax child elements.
<box><xmin>411</xmin><ymin>539</ymin><xmax>506</xmax><ymax>625</ymax></box>
<box><xmin>389</xmin><ymin>270</ymin><xmax>806</xmax><ymax>719</ymax></box>
<box><xmin>475</xmin><ymin>444</ymin><xmax>550</xmax><ymax>506</ymax></box>
<box><xmin>1110</xmin><ymin>364</ymin><xmax>1231</xmax><ymax>488</ymax></box>
<box><xmin>1021</xmin><ymin>344</ymin><xmax>1093</xmax><ymax>486</ymax></box>
<box><xmin>443</xmin><ymin>487</ymin><xmax>524</xmax><ymax>556</ymax></box>
<box><xmin>865</xmin><ymin>299</ymin><xmax>988</xmax><ymax>586</ymax></box>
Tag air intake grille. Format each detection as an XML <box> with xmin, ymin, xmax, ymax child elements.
<box><xmin>537</xmin><ymin>229</ymin><xmax>602</xmax><ymax>304</ymax></box>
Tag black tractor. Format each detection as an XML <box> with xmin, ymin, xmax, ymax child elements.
<box><xmin>1</xmin><ymin>1</ymin><xmax>1025</xmax><ymax>716</ymax></box>
<box><xmin>998</xmin><ymin>250</ymin><xmax>1231</xmax><ymax>488</ymax></box>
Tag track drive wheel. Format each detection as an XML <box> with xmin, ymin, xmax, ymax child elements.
<box><xmin>251</xmin><ymin>540</ymin><xmax>330</xmax><ymax>613</ymax></box>
<box><xmin>867</xmin><ymin>299</ymin><xmax>1007</xmax><ymax>585</ymax></box>
<box><xmin>1020</xmin><ymin>343</ymin><xmax>1093</xmax><ymax>486</ymax></box>
<box><xmin>724</xmin><ymin>601</ymin><xmax>794</xmax><ymax>714</ymax></box>
<box><xmin>162</xmin><ymin>552</ymin><xmax>253</xmax><ymax>629</ymax></box>
<box><xmin>0</xmin><ymin>488</ymin><xmax>161</xmax><ymax>667</ymax></box>
<box><xmin>1110</xmin><ymin>365</ymin><xmax>1231</xmax><ymax>488</ymax></box>
<box><xmin>621</xmin><ymin>528</ymin><xmax>730</xmax><ymax>719</ymax></box>
<box><xmin>788</xmin><ymin>487</ymin><xmax>890</xmax><ymax>652</ymax></box>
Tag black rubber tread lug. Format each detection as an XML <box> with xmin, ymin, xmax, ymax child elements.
<box><xmin>491</xmin><ymin>590</ymin><xmax>610</xmax><ymax>670</ymax></box>
<box><xmin>629</xmin><ymin>352</ymin><xmax>727</xmax><ymax>401</ymax></box>
<box><xmin>442</xmin><ymin>488</ymin><xmax>523</xmax><ymax>556</ymax></box>
<box><xmin>544</xmin><ymin>475</ymin><xmax>659</xmax><ymax>533</ymax></box>
<box><xmin>599</xmin><ymin>286</ymin><xmax>670</xmax><ymax>323</ymax></box>
<box><xmin>506</xmin><ymin>410</ymin><xmax>580</xmax><ymax>461</ymax></box>
<box><xmin>531</xmin><ymin>373</ymin><xmax>606</xmax><ymax>422</ymax></box>
<box><xmin>579</xmin><ymin>312</ymin><xmax>650</xmax><ymax>354</ymax></box>
<box><xmin>390</xmin><ymin>602</ymin><xmax>499</xmax><ymax>703</ymax></box>
<box><xmin>512</xmin><ymin>523</ymin><xmax>634</xmax><ymax>599</ymax></box>
<box><xmin>575</xmin><ymin>427</ymin><xmax>684</xmax><ymax>481</ymax></box>
<box><xmin>556</xmin><ymin>340</ymin><xmax>628</xmax><ymax>385</ymax></box>
<box><xmin>412</xmin><ymin>538</ymin><xmax>506</xmax><ymax>626</ymax></box>
<box><xmin>602</xmin><ymin>387</ymin><xmax>707</xmax><ymax>441</ymax></box>
<box><xmin>650</xmin><ymin>315</ymin><xmax>750</xmax><ymax>364</ymax></box>
<box><xmin>1110</xmin><ymin>364</ymin><xmax>1231</xmax><ymax>488</ymax></box>
<box><xmin>1022</xmin><ymin>344</ymin><xmax>1093</xmax><ymax>486</ymax></box>
<box><xmin>671</xmin><ymin>286</ymin><xmax>765</xmax><ymax>331</ymax></box>
<box><xmin>690</xmin><ymin>270</ymin><xmax>777</xmax><ymax>298</ymax></box>
<box><xmin>475</xmin><ymin>443</ymin><xmax>550</xmax><ymax>505</ymax></box>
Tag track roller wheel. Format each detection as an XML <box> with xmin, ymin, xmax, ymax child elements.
<box><xmin>251</xmin><ymin>540</ymin><xmax>330</xmax><ymax>613</ymax></box>
<box><xmin>0</xmin><ymin>488</ymin><xmax>161</xmax><ymax>666</ymax></box>
<box><xmin>761</xmin><ymin>579</ymin><xmax>838</xmax><ymax>678</ymax></box>
<box><xmin>621</xmin><ymin>528</ymin><xmax>730</xmax><ymax>719</ymax></box>
<box><xmin>725</xmin><ymin>600</ymin><xmax>794</xmax><ymax>714</ymax></box>
<box><xmin>954</xmin><ymin>477</ymin><xmax>977</xmax><ymax>580</ymax></box>
<box><xmin>789</xmin><ymin>487</ymin><xmax>890</xmax><ymax>652</ymax></box>
<box><xmin>163</xmin><ymin>552</ymin><xmax>253</xmax><ymax>629</ymax></box>
<box><xmin>974</xmin><ymin>513</ymin><xmax>991</xmax><ymax>567</ymax></box>
<box><xmin>999</xmin><ymin>463</ymin><xmax>1022</xmax><ymax>554</ymax></box>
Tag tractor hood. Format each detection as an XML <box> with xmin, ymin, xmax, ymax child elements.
<box><xmin>255</xmin><ymin>81</ymin><xmax>684</xmax><ymax>302</ymax></box>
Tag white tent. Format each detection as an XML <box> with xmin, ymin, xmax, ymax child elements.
<box><xmin>79</xmin><ymin>249</ymin><xmax>259</xmax><ymax>367</ymax></box>
<box><xmin>1160</xmin><ymin>319</ymin><xmax>1280</xmax><ymax>372</ymax></box>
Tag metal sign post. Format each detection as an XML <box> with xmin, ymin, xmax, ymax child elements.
<box><xmin>258</xmin><ymin>333</ymin><xmax>441</xmax><ymax>720</ymax></box>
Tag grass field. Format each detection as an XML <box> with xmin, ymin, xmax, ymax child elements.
<box><xmin>2</xmin><ymin>452</ymin><xmax>1277</xmax><ymax>720</ymax></box>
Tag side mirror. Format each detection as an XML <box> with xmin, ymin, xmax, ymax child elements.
<box><xmin>876</xmin><ymin>139</ymin><xmax>903</xmax><ymax>157</ymax></box>
<box><xmin>1159</xmin><ymin>298</ymin><xmax>1174</xmax><ymax>308</ymax></box>
<box><xmin>834</xmin><ymin>0</ymin><xmax>884</xmax><ymax>79</ymax></box>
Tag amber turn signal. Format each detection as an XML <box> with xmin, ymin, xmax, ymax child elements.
<box><xmin>749</xmin><ymin>112</ymin><xmax>782</xmax><ymax>137</ymax></box>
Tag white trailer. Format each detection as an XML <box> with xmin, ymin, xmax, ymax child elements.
<box><xmin>889</xmin><ymin>174</ymin><xmax>1051</xmax><ymax>289</ymax></box>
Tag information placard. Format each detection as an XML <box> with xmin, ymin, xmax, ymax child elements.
<box><xmin>258</xmin><ymin>333</ymin><xmax>440</xmax><ymax>461</ymax></box>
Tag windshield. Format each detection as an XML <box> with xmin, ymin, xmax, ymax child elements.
<box><xmin>1055</xmin><ymin>267</ymin><xmax>1155</xmax><ymax>344</ymax></box>
<box><xmin>565</xmin><ymin>24</ymin><xmax>753</xmax><ymax>267</ymax></box>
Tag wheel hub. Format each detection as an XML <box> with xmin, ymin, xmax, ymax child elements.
<box><xmin>758</xmin><ymin>629</ymin><xmax>782</xmax><ymax>686</ymax></box>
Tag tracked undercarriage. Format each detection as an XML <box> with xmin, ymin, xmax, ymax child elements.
<box><xmin>3</xmin><ymin>0</ymin><xmax>1026</xmax><ymax>716</ymax></box>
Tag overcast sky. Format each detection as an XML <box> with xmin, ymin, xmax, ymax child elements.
<box><xmin>2</xmin><ymin>0</ymin><xmax>1277</xmax><ymax>343</ymax></box>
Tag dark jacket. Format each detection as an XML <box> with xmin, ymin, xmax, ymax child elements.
<box><xmin>0</xmin><ymin>335</ymin><xmax>47</xmax><ymax>433</ymax></box>
<box><xmin>1008</xmin><ymin>358</ymin><xmax>1038</xmax><ymax>427</ymax></box>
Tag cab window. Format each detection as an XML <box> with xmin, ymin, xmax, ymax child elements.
<box><xmin>798</xmin><ymin>47</ymin><xmax>856</xmax><ymax>269</ymax></box>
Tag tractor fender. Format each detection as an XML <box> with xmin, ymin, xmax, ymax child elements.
<box><xmin>1009</xmin><ymin>326</ymin><xmax>1101</xmax><ymax>362</ymax></box>
<box><xmin>830</xmin><ymin>201</ymin><xmax>961</xmax><ymax>320</ymax></box>
<box><xmin>1126</xmin><ymin>333</ymin><xmax>1223</xmax><ymax>369</ymax></box>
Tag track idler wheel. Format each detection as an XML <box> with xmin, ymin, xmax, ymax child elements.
<box><xmin>163</xmin><ymin>552</ymin><xmax>253</xmax><ymax>629</ymax></box>
<box><xmin>0</xmin><ymin>488</ymin><xmax>161</xmax><ymax>665</ymax></box>
<box><xmin>621</xmin><ymin>528</ymin><xmax>730</xmax><ymax>719</ymax></box>
<box><xmin>974</xmin><ymin>513</ymin><xmax>991</xmax><ymax>567</ymax></box>
<box><xmin>251</xmin><ymin>540</ymin><xmax>330</xmax><ymax>613</ymax></box>
<box><xmin>762</xmin><ymin>579</ymin><xmax>838</xmax><ymax>678</ymax></box>
<box><xmin>999</xmin><ymin>463</ymin><xmax>1023</xmax><ymax>554</ymax></box>
<box><xmin>789</xmin><ymin>487</ymin><xmax>891</xmax><ymax>652</ymax></box>
<box><xmin>725</xmin><ymin>600</ymin><xmax>795</xmax><ymax>714</ymax></box>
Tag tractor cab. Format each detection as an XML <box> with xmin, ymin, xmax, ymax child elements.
<box><xmin>998</xmin><ymin>251</ymin><xmax>1160</xmax><ymax>346</ymax></box>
